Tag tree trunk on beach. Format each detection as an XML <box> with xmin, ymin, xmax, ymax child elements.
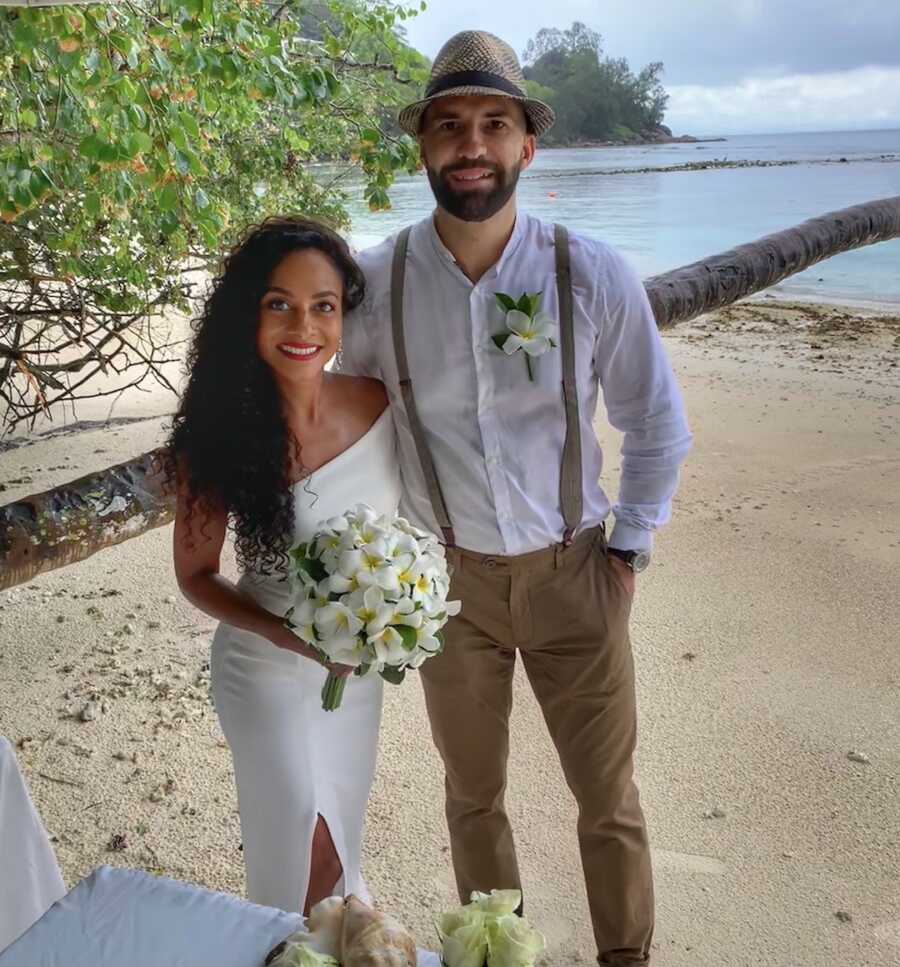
<box><xmin>2</xmin><ymin>195</ymin><xmax>900</xmax><ymax>590</ymax></box>
<box><xmin>0</xmin><ymin>450</ymin><xmax>171</xmax><ymax>592</ymax></box>
<box><xmin>646</xmin><ymin>195</ymin><xmax>900</xmax><ymax>328</ymax></box>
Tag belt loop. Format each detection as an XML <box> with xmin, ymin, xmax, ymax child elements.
<box><xmin>554</xmin><ymin>542</ymin><xmax>563</xmax><ymax>569</ymax></box>
<box><xmin>562</xmin><ymin>526</ymin><xmax>575</xmax><ymax>548</ymax></box>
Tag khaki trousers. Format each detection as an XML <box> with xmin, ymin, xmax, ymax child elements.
<box><xmin>420</xmin><ymin>526</ymin><xmax>654</xmax><ymax>965</ymax></box>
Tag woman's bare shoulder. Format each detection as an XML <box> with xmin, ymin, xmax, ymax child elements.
<box><xmin>330</xmin><ymin>372</ymin><xmax>388</xmax><ymax>419</ymax></box>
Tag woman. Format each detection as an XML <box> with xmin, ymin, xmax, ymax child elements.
<box><xmin>169</xmin><ymin>216</ymin><xmax>399</xmax><ymax>915</ymax></box>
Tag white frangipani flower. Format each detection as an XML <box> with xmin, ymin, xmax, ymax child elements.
<box><xmin>368</xmin><ymin>626</ymin><xmax>409</xmax><ymax>665</ymax></box>
<box><xmin>314</xmin><ymin>601</ymin><xmax>363</xmax><ymax>639</ymax></box>
<box><xmin>502</xmin><ymin>309</ymin><xmax>558</xmax><ymax>357</ymax></box>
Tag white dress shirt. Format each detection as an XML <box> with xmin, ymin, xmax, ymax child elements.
<box><xmin>342</xmin><ymin>212</ymin><xmax>692</xmax><ymax>555</ymax></box>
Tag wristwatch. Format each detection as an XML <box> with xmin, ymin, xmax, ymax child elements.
<box><xmin>607</xmin><ymin>547</ymin><xmax>651</xmax><ymax>573</ymax></box>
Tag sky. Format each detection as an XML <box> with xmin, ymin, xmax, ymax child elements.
<box><xmin>401</xmin><ymin>0</ymin><xmax>900</xmax><ymax>136</ymax></box>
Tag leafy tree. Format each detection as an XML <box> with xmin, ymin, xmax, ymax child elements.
<box><xmin>522</xmin><ymin>21</ymin><xmax>602</xmax><ymax>65</ymax></box>
<box><xmin>0</xmin><ymin>0</ymin><xmax>427</xmax><ymax>429</ymax></box>
<box><xmin>523</xmin><ymin>22</ymin><xmax>668</xmax><ymax>145</ymax></box>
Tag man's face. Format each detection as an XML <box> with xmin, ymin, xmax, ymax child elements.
<box><xmin>418</xmin><ymin>95</ymin><xmax>536</xmax><ymax>222</ymax></box>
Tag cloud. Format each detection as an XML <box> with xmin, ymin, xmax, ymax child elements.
<box><xmin>403</xmin><ymin>1</ymin><xmax>900</xmax><ymax>87</ymax></box>
<box><xmin>665</xmin><ymin>66</ymin><xmax>900</xmax><ymax>135</ymax></box>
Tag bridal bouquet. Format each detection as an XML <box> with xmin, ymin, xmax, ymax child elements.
<box><xmin>438</xmin><ymin>890</ymin><xmax>545</xmax><ymax>967</ymax></box>
<box><xmin>285</xmin><ymin>504</ymin><xmax>460</xmax><ymax>711</ymax></box>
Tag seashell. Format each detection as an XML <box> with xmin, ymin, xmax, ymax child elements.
<box><xmin>341</xmin><ymin>894</ymin><xmax>417</xmax><ymax>966</ymax></box>
<box><xmin>306</xmin><ymin>895</ymin><xmax>346</xmax><ymax>957</ymax></box>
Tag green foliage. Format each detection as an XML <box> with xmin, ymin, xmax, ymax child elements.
<box><xmin>523</xmin><ymin>21</ymin><xmax>669</xmax><ymax>145</ymax></box>
<box><xmin>0</xmin><ymin>0</ymin><xmax>427</xmax><ymax>427</ymax></box>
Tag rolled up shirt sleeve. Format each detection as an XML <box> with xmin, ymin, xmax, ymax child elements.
<box><xmin>593</xmin><ymin>249</ymin><xmax>693</xmax><ymax>552</ymax></box>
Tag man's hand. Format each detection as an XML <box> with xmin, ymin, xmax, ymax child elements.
<box><xmin>608</xmin><ymin>554</ymin><xmax>636</xmax><ymax>597</ymax></box>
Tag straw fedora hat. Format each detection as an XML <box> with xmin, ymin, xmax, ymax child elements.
<box><xmin>398</xmin><ymin>30</ymin><xmax>556</xmax><ymax>138</ymax></box>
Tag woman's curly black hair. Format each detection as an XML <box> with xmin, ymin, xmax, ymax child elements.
<box><xmin>167</xmin><ymin>215</ymin><xmax>365</xmax><ymax>574</ymax></box>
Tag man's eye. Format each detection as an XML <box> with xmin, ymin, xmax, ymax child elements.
<box><xmin>489</xmin><ymin>119</ymin><xmax>506</xmax><ymax>129</ymax></box>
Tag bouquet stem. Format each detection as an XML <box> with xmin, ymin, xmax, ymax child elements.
<box><xmin>321</xmin><ymin>671</ymin><xmax>347</xmax><ymax>711</ymax></box>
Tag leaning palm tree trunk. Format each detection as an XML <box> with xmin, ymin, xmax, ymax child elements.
<box><xmin>646</xmin><ymin>195</ymin><xmax>900</xmax><ymax>327</ymax></box>
<box><xmin>2</xmin><ymin>195</ymin><xmax>899</xmax><ymax>591</ymax></box>
<box><xmin>0</xmin><ymin>450</ymin><xmax>170</xmax><ymax>591</ymax></box>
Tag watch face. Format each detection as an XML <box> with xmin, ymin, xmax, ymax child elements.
<box><xmin>632</xmin><ymin>551</ymin><xmax>651</xmax><ymax>573</ymax></box>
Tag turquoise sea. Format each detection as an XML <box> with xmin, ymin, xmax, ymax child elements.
<box><xmin>345</xmin><ymin>129</ymin><xmax>900</xmax><ymax>306</ymax></box>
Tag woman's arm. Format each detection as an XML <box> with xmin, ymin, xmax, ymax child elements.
<box><xmin>172</xmin><ymin>481</ymin><xmax>328</xmax><ymax>663</ymax></box>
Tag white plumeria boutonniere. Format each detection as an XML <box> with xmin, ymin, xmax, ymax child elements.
<box><xmin>492</xmin><ymin>291</ymin><xmax>558</xmax><ymax>382</ymax></box>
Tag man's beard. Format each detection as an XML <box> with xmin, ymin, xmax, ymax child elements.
<box><xmin>426</xmin><ymin>161</ymin><xmax>521</xmax><ymax>222</ymax></box>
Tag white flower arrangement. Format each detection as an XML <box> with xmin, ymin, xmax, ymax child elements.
<box><xmin>492</xmin><ymin>292</ymin><xmax>558</xmax><ymax>382</ymax></box>
<box><xmin>438</xmin><ymin>890</ymin><xmax>545</xmax><ymax>967</ymax></box>
<box><xmin>285</xmin><ymin>504</ymin><xmax>461</xmax><ymax>710</ymax></box>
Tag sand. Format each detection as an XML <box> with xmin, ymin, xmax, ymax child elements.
<box><xmin>0</xmin><ymin>300</ymin><xmax>898</xmax><ymax>966</ymax></box>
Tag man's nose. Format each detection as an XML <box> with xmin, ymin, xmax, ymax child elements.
<box><xmin>457</xmin><ymin>123</ymin><xmax>488</xmax><ymax>159</ymax></box>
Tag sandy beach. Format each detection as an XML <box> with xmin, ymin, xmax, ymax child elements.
<box><xmin>0</xmin><ymin>299</ymin><xmax>898</xmax><ymax>966</ymax></box>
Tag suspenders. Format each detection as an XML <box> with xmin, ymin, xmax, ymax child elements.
<box><xmin>390</xmin><ymin>223</ymin><xmax>583</xmax><ymax>549</ymax></box>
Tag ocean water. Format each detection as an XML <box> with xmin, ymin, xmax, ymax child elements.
<box><xmin>344</xmin><ymin>129</ymin><xmax>900</xmax><ymax>306</ymax></box>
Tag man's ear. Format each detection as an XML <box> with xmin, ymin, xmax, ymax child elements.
<box><xmin>519</xmin><ymin>133</ymin><xmax>537</xmax><ymax>172</ymax></box>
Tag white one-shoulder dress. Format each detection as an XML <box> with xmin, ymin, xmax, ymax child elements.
<box><xmin>211</xmin><ymin>408</ymin><xmax>400</xmax><ymax>913</ymax></box>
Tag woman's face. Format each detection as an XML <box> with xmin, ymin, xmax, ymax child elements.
<box><xmin>256</xmin><ymin>247</ymin><xmax>344</xmax><ymax>384</ymax></box>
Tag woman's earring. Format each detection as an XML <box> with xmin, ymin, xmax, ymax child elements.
<box><xmin>333</xmin><ymin>338</ymin><xmax>343</xmax><ymax>372</ymax></box>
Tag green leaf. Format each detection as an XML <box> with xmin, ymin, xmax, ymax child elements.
<box><xmin>516</xmin><ymin>293</ymin><xmax>533</xmax><ymax>314</ymax></box>
<box><xmin>169</xmin><ymin>125</ymin><xmax>189</xmax><ymax>152</ymax></box>
<box><xmin>84</xmin><ymin>192</ymin><xmax>102</xmax><ymax>217</ymax></box>
<box><xmin>128</xmin><ymin>131</ymin><xmax>153</xmax><ymax>157</ymax></box>
<box><xmin>495</xmin><ymin>292</ymin><xmax>517</xmax><ymax>313</ymax></box>
<box><xmin>128</xmin><ymin>104</ymin><xmax>148</xmax><ymax>129</ymax></box>
<box><xmin>491</xmin><ymin>333</ymin><xmax>510</xmax><ymax>351</ymax></box>
<box><xmin>182</xmin><ymin>148</ymin><xmax>207</xmax><ymax>177</ymax></box>
<box><xmin>172</xmin><ymin>150</ymin><xmax>191</xmax><ymax>176</ymax></box>
<box><xmin>78</xmin><ymin>135</ymin><xmax>104</xmax><ymax>160</ymax></box>
<box><xmin>179</xmin><ymin>111</ymin><xmax>201</xmax><ymax>140</ymax></box>
<box><xmin>380</xmin><ymin>665</ymin><xmax>406</xmax><ymax>686</ymax></box>
<box><xmin>159</xmin><ymin>210</ymin><xmax>180</xmax><ymax>236</ymax></box>
<box><xmin>159</xmin><ymin>182</ymin><xmax>179</xmax><ymax>212</ymax></box>
<box><xmin>396</xmin><ymin>625</ymin><xmax>418</xmax><ymax>652</ymax></box>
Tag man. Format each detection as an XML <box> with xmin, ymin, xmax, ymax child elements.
<box><xmin>341</xmin><ymin>30</ymin><xmax>692</xmax><ymax>966</ymax></box>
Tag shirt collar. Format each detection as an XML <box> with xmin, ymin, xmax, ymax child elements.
<box><xmin>425</xmin><ymin>210</ymin><xmax>528</xmax><ymax>281</ymax></box>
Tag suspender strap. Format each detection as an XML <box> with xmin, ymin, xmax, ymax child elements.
<box><xmin>554</xmin><ymin>223</ymin><xmax>583</xmax><ymax>546</ymax></box>
<box><xmin>390</xmin><ymin>227</ymin><xmax>457</xmax><ymax>547</ymax></box>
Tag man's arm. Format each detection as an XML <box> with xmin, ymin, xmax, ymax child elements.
<box><xmin>593</xmin><ymin>248</ymin><xmax>693</xmax><ymax>552</ymax></box>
